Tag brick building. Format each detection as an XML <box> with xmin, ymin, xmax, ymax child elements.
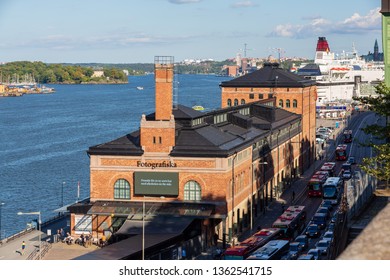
<box><xmin>68</xmin><ymin>57</ymin><xmax>315</xmax><ymax>259</ymax></box>
<box><xmin>220</xmin><ymin>62</ymin><xmax>317</xmax><ymax>172</ymax></box>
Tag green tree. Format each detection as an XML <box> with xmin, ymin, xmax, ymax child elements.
<box><xmin>354</xmin><ymin>82</ymin><xmax>390</xmax><ymax>188</ymax></box>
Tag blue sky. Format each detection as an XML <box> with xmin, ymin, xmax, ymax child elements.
<box><xmin>0</xmin><ymin>0</ymin><xmax>382</xmax><ymax>63</ymax></box>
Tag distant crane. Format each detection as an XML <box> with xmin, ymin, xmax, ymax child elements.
<box><xmin>239</xmin><ymin>43</ymin><xmax>254</xmax><ymax>58</ymax></box>
<box><xmin>269</xmin><ymin>47</ymin><xmax>286</xmax><ymax>63</ymax></box>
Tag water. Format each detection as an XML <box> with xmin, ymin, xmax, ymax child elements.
<box><xmin>0</xmin><ymin>74</ymin><xmax>229</xmax><ymax>237</ymax></box>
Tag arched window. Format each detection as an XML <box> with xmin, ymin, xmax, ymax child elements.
<box><xmin>293</xmin><ymin>99</ymin><xmax>298</xmax><ymax>108</ymax></box>
<box><xmin>227</xmin><ymin>99</ymin><xmax>232</xmax><ymax>107</ymax></box>
<box><xmin>286</xmin><ymin>99</ymin><xmax>291</xmax><ymax>108</ymax></box>
<box><xmin>114</xmin><ymin>179</ymin><xmax>130</xmax><ymax>199</ymax></box>
<box><xmin>234</xmin><ymin>99</ymin><xmax>239</xmax><ymax>106</ymax></box>
<box><xmin>279</xmin><ymin>99</ymin><xmax>284</xmax><ymax>108</ymax></box>
<box><xmin>184</xmin><ymin>180</ymin><xmax>201</xmax><ymax>201</ymax></box>
<box><xmin>241</xmin><ymin>99</ymin><xmax>245</xmax><ymax>105</ymax></box>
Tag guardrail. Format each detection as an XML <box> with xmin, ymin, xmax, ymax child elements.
<box><xmin>27</xmin><ymin>241</ymin><xmax>52</xmax><ymax>260</ymax></box>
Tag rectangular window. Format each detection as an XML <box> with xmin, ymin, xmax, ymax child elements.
<box><xmin>268</xmin><ymin>94</ymin><xmax>273</xmax><ymax>99</ymax></box>
<box><xmin>159</xmin><ymin>136</ymin><xmax>162</xmax><ymax>144</ymax></box>
<box><xmin>153</xmin><ymin>137</ymin><xmax>156</xmax><ymax>144</ymax></box>
<box><xmin>249</xmin><ymin>94</ymin><xmax>254</xmax><ymax>99</ymax></box>
<box><xmin>259</xmin><ymin>94</ymin><xmax>264</xmax><ymax>99</ymax></box>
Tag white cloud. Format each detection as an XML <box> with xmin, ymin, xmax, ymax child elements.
<box><xmin>268</xmin><ymin>8</ymin><xmax>381</xmax><ymax>38</ymax></box>
<box><xmin>168</xmin><ymin>0</ymin><xmax>201</xmax><ymax>4</ymax></box>
<box><xmin>0</xmin><ymin>32</ymin><xmax>197</xmax><ymax>51</ymax></box>
<box><xmin>231</xmin><ymin>1</ymin><xmax>258</xmax><ymax>8</ymax></box>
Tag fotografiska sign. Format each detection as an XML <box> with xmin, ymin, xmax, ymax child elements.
<box><xmin>137</xmin><ymin>161</ymin><xmax>177</xmax><ymax>169</ymax></box>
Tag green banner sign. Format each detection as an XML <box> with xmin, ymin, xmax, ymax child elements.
<box><xmin>134</xmin><ymin>172</ymin><xmax>179</xmax><ymax>196</ymax></box>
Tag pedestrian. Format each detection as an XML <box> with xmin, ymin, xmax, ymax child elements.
<box><xmin>281</xmin><ymin>203</ymin><xmax>285</xmax><ymax>214</ymax></box>
<box><xmin>292</xmin><ymin>191</ymin><xmax>295</xmax><ymax>202</ymax></box>
<box><xmin>182</xmin><ymin>248</ymin><xmax>187</xmax><ymax>260</ymax></box>
<box><xmin>21</xmin><ymin>241</ymin><xmax>26</xmax><ymax>255</ymax></box>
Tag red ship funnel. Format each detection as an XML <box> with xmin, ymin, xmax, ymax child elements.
<box><xmin>316</xmin><ymin>37</ymin><xmax>330</xmax><ymax>52</ymax></box>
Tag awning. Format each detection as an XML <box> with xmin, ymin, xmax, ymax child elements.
<box><xmin>74</xmin><ymin>233</ymin><xmax>180</xmax><ymax>260</ymax></box>
<box><xmin>115</xmin><ymin>215</ymin><xmax>195</xmax><ymax>235</ymax></box>
<box><xmin>86</xmin><ymin>200</ymin><xmax>215</xmax><ymax>218</ymax></box>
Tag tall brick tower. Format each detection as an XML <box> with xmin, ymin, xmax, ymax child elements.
<box><xmin>140</xmin><ymin>56</ymin><xmax>175</xmax><ymax>153</ymax></box>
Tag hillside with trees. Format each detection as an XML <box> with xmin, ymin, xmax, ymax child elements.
<box><xmin>0</xmin><ymin>61</ymin><xmax>128</xmax><ymax>84</ymax></box>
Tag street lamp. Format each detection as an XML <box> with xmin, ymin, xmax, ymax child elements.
<box><xmin>17</xmin><ymin>211</ymin><xmax>41</xmax><ymax>260</ymax></box>
<box><xmin>61</xmin><ymin>181</ymin><xmax>66</xmax><ymax>207</ymax></box>
<box><xmin>142</xmin><ymin>196</ymin><xmax>164</xmax><ymax>260</ymax></box>
<box><xmin>0</xmin><ymin>202</ymin><xmax>4</xmax><ymax>240</ymax></box>
<box><xmin>231</xmin><ymin>152</ymin><xmax>238</xmax><ymax>246</ymax></box>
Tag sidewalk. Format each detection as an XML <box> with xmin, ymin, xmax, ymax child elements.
<box><xmin>0</xmin><ymin>230</ymin><xmax>44</xmax><ymax>260</ymax></box>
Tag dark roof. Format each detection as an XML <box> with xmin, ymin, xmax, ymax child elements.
<box><xmin>88</xmin><ymin>101</ymin><xmax>301</xmax><ymax>158</ymax></box>
<box><xmin>220</xmin><ymin>62</ymin><xmax>316</xmax><ymax>88</ymax></box>
<box><xmin>296</xmin><ymin>63</ymin><xmax>322</xmax><ymax>76</ymax></box>
<box><xmin>88</xmin><ymin>131</ymin><xmax>143</xmax><ymax>156</ymax></box>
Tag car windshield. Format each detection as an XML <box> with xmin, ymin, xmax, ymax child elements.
<box><xmin>318</xmin><ymin>241</ymin><xmax>328</xmax><ymax>247</ymax></box>
<box><xmin>308</xmin><ymin>225</ymin><xmax>317</xmax><ymax>230</ymax></box>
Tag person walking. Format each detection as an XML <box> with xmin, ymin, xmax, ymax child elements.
<box><xmin>292</xmin><ymin>191</ymin><xmax>295</xmax><ymax>203</ymax></box>
<box><xmin>21</xmin><ymin>241</ymin><xmax>26</xmax><ymax>256</ymax></box>
<box><xmin>281</xmin><ymin>203</ymin><xmax>285</xmax><ymax>214</ymax></box>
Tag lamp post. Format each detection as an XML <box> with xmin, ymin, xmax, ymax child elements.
<box><xmin>0</xmin><ymin>202</ymin><xmax>4</xmax><ymax>240</ymax></box>
<box><xmin>142</xmin><ymin>196</ymin><xmax>164</xmax><ymax>260</ymax></box>
<box><xmin>142</xmin><ymin>199</ymin><xmax>145</xmax><ymax>260</ymax></box>
<box><xmin>61</xmin><ymin>181</ymin><xmax>66</xmax><ymax>207</ymax></box>
<box><xmin>17</xmin><ymin>211</ymin><xmax>41</xmax><ymax>260</ymax></box>
<box><xmin>231</xmin><ymin>152</ymin><xmax>238</xmax><ymax>246</ymax></box>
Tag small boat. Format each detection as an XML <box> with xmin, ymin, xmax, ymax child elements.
<box><xmin>192</xmin><ymin>105</ymin><xmax>205</xmax><ymax>111</ymax></box>
<box><xmin>136</xmin><ymin>86</ymin><xmax>144</xmax><ymax>90</ymax></box>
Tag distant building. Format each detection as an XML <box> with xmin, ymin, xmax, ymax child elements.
<box><xmin>92</xmin><ymin>70</ymin><xmax>105</xmax><ymax>78</ymax></box>
<box><xmin>361</xmin><ymin>39</ymin><xmax>384</xmax><ymax>62</ymax></box>
<box><xmin>220</xmin><ymin>62</ymin><xmax>317</xmax><ymax>172</ymax></box>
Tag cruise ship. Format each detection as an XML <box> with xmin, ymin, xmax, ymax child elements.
<box><xmin>296</xmin><ymin>37</ymin><xmax>384</xmax><ymax>105</ymax></box>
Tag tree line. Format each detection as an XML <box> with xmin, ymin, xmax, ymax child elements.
<box><xmin>0</xmin><ymin>61</ymin><xmax>128</xmax><ymax>84</ymax></box>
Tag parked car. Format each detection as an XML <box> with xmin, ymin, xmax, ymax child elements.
<box><xmin>317</xmin><ymin>127</ymin><xmax>332</xmax><ymax>134</ymax></box>
<box><xmin>289</xmin><ymin>242</ymin><xmax>303</xmax><ymax>259</ymax></box>
<box><xmin>306</xmin><ymin>223</ymin><xmax>320</xmax><ymax>238</ymax></box>
<box><xmin>327</xmin><ymin>223</ymin><xmax>336</xmax><ymax>232</ymax></box>
<box><xmin>342</xmin><ymin>170</ymin><xmax>352</xmax><ymax>180</ymax></box>
<box><xmin>347</xmin><ymin>156</ymin><xmax>356</xmax><ymax>165</ymax></box>
<box><xmin>316</xmin><ymin>239</ymin><xmax>331</xmax><ymax>256</ymax></box>
<box><xmin>311</xmin><ymin>213</ymin><xmax>327</xmax><ymax>229</ymax></box>
<box><xmin>316</xmin><ymin>133</ymin><xmax>329</xmax><ymax>140</ymax></box>
<box><xmin>321</xmin><ymin>200</ymin><xmax>333</xmax><ymax>211</ymax></box>
<box><xmin>297</xmin><ymin>253</ymin><xmax>315</xmax><ymax>260</ymax></box>
<box><xmin>316</xmin><ymin>207</ymin><xmax>331</xmax><ymax>219</ymax></box>
<box><xmin>295</xmin><ymin>235</ymin><xmax>309</xmax><ymax>251</ymax></box>
<box><xmin>322</xmin><ymin>231</ymin><xmax>334</xmax><ymax>243</ymax></box>
<box><xmin>341</xmin><ymin>163</ymin><xmax>352</xmax><ymax>172</ymax></box>
<box><xmin>330</xmin><ymin>212</ymin><xmax>338</xmax><ymax>224</ymax></box>
<box><xmin>307</xmin><ymin>248</ymin><xmax>320</xmax><ymax>260</ymax></box>
<box><xmin>316</xmin><ymin>137</ymin><xmax>325</xmax><ymax>144</ymax></box>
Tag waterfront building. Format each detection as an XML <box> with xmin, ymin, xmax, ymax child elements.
<box><xmin>220</xmin><ymin>62</ymin><xmax>317</xmax><ymax>172</ymax></box>
<box><xmin>68</xmin><ymin>57</ymin><xmax>313</xmax><ymax>259</ymax></box>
